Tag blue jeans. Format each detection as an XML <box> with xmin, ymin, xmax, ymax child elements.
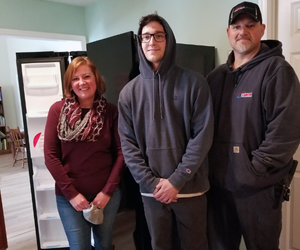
<box><xmin>56</xmin><ymin>188</ymin><xmax>121</xmax><ymax>250</ymax></box>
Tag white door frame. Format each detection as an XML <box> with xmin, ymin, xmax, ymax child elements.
<box><xmin>258</xmin><ymin>1</ymin><xmax>300</xmax><ymax>249</ymax></box>
<box><xmin>258</xmin><ymin>0</ymin><xmax>277</xmax><ymax>40</ymax></box>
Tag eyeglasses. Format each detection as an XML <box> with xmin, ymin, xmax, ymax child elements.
<box><xmin>139</xmin><ymin>32</ymin><xmax>167</xmax><ymax>43</ymax></box>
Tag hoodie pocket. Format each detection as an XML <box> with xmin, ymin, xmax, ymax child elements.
<box><xmin>146</xmin><ymin>147</ymin><xmax>183</xmax><ymax>178</ymax></box>
<box><xmin>208</xmin><ymin>141</ymin><xmax>262</xmax><ymax>191</ymax></box>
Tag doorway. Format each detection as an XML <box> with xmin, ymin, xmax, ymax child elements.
<box><xmin>0</xmin><ymin>29</ymin><xmax>86</xmax><ymax>130</ymax></box>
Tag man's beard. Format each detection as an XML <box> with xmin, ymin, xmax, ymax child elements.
<box><xmin>233</xmin><ymin>39</ymin><xmax>255</xmax><ymax>54</ymax></box>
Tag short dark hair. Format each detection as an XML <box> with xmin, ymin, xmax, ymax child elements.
<box><xmin>63</xmin><ymin>56</ymin><xmax>106</xmax><ymax>98</ymax></box>
<box><xmin>138</xmin><ymin>12</ymin><xmax>166</xmax><ymax>37</ymax></box>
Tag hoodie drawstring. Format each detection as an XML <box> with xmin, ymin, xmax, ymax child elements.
<box><xmin>159</xmin><ymin>73</ymin><xmax>163</xmax><ymax>119</ymax></box>
<box><xmin>152</xmin><ymin>72</ymin><xmax>155</xmax><ymax>120</ymax></box>
<box><xmin>152</xmin><ymin>72</ymin><xmax>163</xmax><ymax>120</ymax></box>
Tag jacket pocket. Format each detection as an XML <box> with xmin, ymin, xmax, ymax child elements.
<box><xmin>208</xmin><ymin>141</ymin><xmax>261</xmax><ymax>191</ymax></box>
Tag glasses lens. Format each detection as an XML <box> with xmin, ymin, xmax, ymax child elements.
<box><xmin>140</xmin><ymin>33</ymin><xmax>166</xmax><ymax>43</ymax></box>
<box><xmin>154</xmin><ymin>33</ymin><xmax>166</xmax><ymax>42</ymax></box>
<box><xmin>141</xmin><ymin>34</ymin><xmax>151</xmax><ymax>42</ymax></box>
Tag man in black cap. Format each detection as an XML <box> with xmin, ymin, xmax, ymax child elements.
<box><xmin>206</xmin><ymin>1</ymin><xmax>300</xmax><ymax>249</ymax></box>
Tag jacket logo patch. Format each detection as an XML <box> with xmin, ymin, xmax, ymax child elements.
<box><xmin>186</xmin><ymin>169</ymin><xmax>191</xmax><ymax>174</ymax></box>
<box><xmin>233</xmin><ymin>146</ymin><xmax>239</xmax><ymax>153</ymax></box>
<box><xmin>237</xmin><ymin>91</ymin><xmax>252</xmax><ymax>98</ymax></box>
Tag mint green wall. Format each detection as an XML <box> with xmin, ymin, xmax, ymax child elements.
<box><xmin>0</xmin><ymin>0</ymin><xmax>86</xmax><ymax>36</ymax></box>
<box><xmin>85</xmin><ymin>0</ymin><xmax>258</xmax><ymax>65</ymax></box>
<box><xmin>0</xmin><ymin>0</ymin><xmax>257</xmax><ymax>136</ymax></box>
<box><xmin>0</xmin><ymin>0</ymin><xmax>258</xmax><ymax>70</ymax></box>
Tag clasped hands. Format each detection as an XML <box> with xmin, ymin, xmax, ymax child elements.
<box><xmin>153</xmin><ymin>178</ymin><xmax>179</xmax><ymax>204</ymax></box>
<box><xmin>70</xmin><ymin>191</ymin><xmax>110</xmax><ymax>211</ymax></box>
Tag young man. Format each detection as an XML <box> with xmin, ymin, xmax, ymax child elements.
<box><xmin>118</xmin><ymin>13</ymin><xmax>213</xmax><ymax>250</ymax></box>
<box><xmin>206</xmin><ymin>2</ymin><xmax>300</xmax><ymax>250</ymax></box>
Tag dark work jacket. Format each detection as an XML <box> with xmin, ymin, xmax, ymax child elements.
<box><xmin>207</xmin><ymin>40</ymin><xmax>300</xmax><ymax>191</ymax></box>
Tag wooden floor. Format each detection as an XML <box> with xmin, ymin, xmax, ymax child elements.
<box><xmin>0</xmin><ymin>153</ymin><xmax>136</xmax><ymax>250</ymax></box>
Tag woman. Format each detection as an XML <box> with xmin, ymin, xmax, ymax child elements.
<box><xmin>44</xmin><ymin>56</ymin><xmax>125</xmax><ymax>250</ymax></box>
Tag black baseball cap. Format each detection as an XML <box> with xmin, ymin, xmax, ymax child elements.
<box><xmin>228</xmin><ymin>1</ymin><xmax>262</xmax><ymax>26</ymax></box>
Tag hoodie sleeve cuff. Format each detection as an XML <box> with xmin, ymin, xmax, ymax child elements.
<box><xmin>168</xmin><ymin>174</ymin><xmax>186</xmax><ymax>191</ymax></box>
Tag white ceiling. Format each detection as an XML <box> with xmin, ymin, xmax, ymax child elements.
<box><xmin>40</xmin><ymin>0</ymin><xmax>97</xmax><ymax>7</ymax></box>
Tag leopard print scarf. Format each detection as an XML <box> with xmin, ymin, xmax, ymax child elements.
<box><xmin>57</xmin><ymin>94</ymin><xmax>106</xmax><ymax>142</ymax></box>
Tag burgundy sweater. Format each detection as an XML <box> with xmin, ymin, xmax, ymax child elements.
<box><xmin>44</xmin><ymin>100</ymin><xmax>125</xmax><ymax>201</ymax></box>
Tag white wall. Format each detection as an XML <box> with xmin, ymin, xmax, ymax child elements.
<box><xmin>0</xmin><ymin>33</ymin><xmax>86</xmax><ymax>129</ymax></box>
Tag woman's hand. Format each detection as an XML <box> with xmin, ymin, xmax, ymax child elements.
<box><xmin>92</xmin><ymin>191</ymin><xmax>111</xmax><ymax>209</ymax></box>
<box><xmin>69</xmin><ymin>193</ymin><xmax>90</xmax><ymax>211</ymax></box>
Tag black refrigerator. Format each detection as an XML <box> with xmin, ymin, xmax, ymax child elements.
<box><xmin>87</xmin><ymin>31</ymin><xmax>215</xmax><ymax>106</ymax></box>
<box><xmin>16</xmin><ymin>32</ymin><xmax>215</xmax><ymax>250</ymax></box>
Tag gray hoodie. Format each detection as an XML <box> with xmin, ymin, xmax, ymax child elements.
<box><xmin>118</xmin><ymin>17</ymin><xmax>214</xmax><ymax>195</ymax></box>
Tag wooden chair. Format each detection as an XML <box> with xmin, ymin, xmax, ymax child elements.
<box><xmin>7</xmin><ymin>126</ymin><xmax>27</xmax><ymax>168</ymax></box>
